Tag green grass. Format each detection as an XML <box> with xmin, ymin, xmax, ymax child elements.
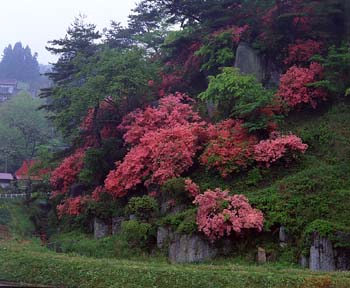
<box><xmin>1</xmin><ymin>241</ymin><xmax>350</xmax><ymax>288</ymax></box>
<box><xmin>0</xmin><ymin>199</ymin><xmax>34</xmax><ymax>239</ymax></box>
<box><xmin>0</xmin><ymin>198</ymin><xmax>349</xmax><ymax>288</ymax></box>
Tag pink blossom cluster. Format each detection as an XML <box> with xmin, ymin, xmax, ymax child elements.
<box><xmin>200</xmin><ymin>119</ymin><xmax>257</xmax><ymax>177</ymax></box>
<box><xmin>91</xmin><ymin>186</ymin><xmax>105</xmax><ymax>201</ymax></box>
<box><xmin>284</xmin><ymin>39</ymin><xmax>322</xmax><ymax>66</ymax></box>
<box><xmin>105</xmin><ymin>125</ymin><xmax>204</xmax><ymax>197</ymax></box>
<box><xmin>119</xmin><ymin>92</ymin><xmax>203</xmax><ymax>145</ymax></box>
<box><xmin>50</xmin><ymin>150</ymin><xmax>85</xmax><ymax>197</ymax></box>
<box><xmin>184</xmin><ymin>179</ymin><xmax>200</xmax><ymax>197</ymax></box>
<box><xmin>194</xmin><ymin>188</ymin><xmax>264</xmax><ymax>241</ymax></box>
<box><xmin>254</xmin><ymin>133</ymin><xmax>308</xmax><ymax>167</ymax></box>
<box><xmin>105</xmin><ymin>94</ymin><xmax>207</xmax><ymax>198</ymax></box>
<box><xmin>278</xmin><ymin>62</ymin><xmax>327</xmax><ymax>109</ymax></box>
<box><xmin>211</xmin><ymin>25</ymin><xmax>249</xmax><ymax>44</ymax></box>
<box><xmin>56</xmin><ymin>196</ymin><xmax>90</xmax><ymax>218</ymax></box>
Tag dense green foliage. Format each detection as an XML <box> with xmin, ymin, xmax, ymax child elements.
<box><xmin>199</xmin><ymin>67</ymin><xmax>277</xmax><ymax>130</ymax></box>
<box><xmin>126</xmin><ymin>196</ymin><xmax>159</xmax><ymax>222</ymax></box>
<box><xmin>0</xmin><ymin>92</ymin><xmax>55</xmax><ymax>172</ymax></box>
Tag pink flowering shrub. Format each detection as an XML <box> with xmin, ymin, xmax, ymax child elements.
<box><xmin>278</xmin><ymin>62</ymin><xmax>327</xmax><ymax>109</ymax></box>
<box><xmin>194</xmin><ymin>188</ymin><xmax>264</xmax><ymax>241</ymax></box>
<box><xmin>91</xmin><ymin>186</ymin><xmax>105</xmax><ymax>201</ymax></box>
<box><xmin>284</xmin><ymin>39</ymin><xmax>322</xmax><ymax>66</ymax></box>
<box><xmin>50</xmin><ymin>150</ymin><xmax>85</xmax><ymax>197</ymax></box>
<box><xmin>119</xmin><ymin>93</ymin><xmax>203</xmax><ymax>145</ymax></box>
<box><xmin>184</xmin><ymin>179</ymin><xmax>200</xmax><ymax>197</ymax></box>
<box><xmin>56</xmin><ymin>196</ymin><xmax>90</xmax><ymax>218</ymax></box>
<box><xmin>105</xmin><ymin>125</ymin><xmax>204</xmax><ymax>197</ymax></box>
<box><xmin>80</xmin><ymin>98</ymin><xmax>119</xmax><ymax>147</ymax></box>
<box><xmin>105</xmin><ymin>95</ymin><xmax>207</xmax><ymax>198</ymax></box>
<box><xmin>254</xmin><ymin>133</ymin><xmax>308</xmax><ymax>167</ymax></box>
<box><xmin>200</xmin><ymin>119</ymin><xmax>257</xmax><ymax>177</ymax></box>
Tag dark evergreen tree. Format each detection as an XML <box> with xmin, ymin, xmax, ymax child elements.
<box><xmin>40</xmin><ymin>15</ymin><xmax>101</xmax><ymax>135</ymax></box>
<box><xmin>0</xmin><ymin>42</ymin><xmax>39</xmax><ymax>82</ymax></box>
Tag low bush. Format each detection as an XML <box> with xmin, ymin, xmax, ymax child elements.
<box><xmin>126</xmin><ymin>196</ymin><xmax>159</xmax><ymax>222</ymax></box>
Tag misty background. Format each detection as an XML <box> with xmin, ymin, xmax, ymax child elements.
<box><xmin>0</xmin><ymin>0</ymin><xmax>138</xmax><ymax>64</ymax></box>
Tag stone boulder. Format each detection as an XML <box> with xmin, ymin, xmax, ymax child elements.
<box><xmin>94</xmin><ymin>217</ymin><xmax>109</xmax><ymax>239</ymax></box>
<box><xmin>112</xmin><ymin>217</ymin><xmax>125</xmax><ymax>235</ymax></box>
<box><xmin>234</xmin><ymin>42</ymin><xmax>264</xmax><ymax>82</ymax></box>
<box><xmin>157</xmin><ymin>226</ymin><xmax>173</xmax><ymax>249</ymax></box>
<box><xmin>309</xmin><ymin>233</ymin><xmax>336</xmax><ymax>271</ymax></box>
<box><xmin>299</xmin><ymin>255</ymin><xmax>309</xmax><ymax>268</ymax></box>
<box><xmin>257</xmin><ymin>247</ymin><xmax>267</xmax><ymax>264</ymax></box>
<box><xmin>168</xmin><ymin>233</ymin><xmax>217</xmax><ymax>263</ymax></box>
<box><xmin>279</xmin><ymin>226</ymin><xmax>288</xmax><ymax>248</ymax></box>
<box><xmin>234</xmin><ymin>42</ymin><xmax>281</xmax><ymax>88</ymax></box>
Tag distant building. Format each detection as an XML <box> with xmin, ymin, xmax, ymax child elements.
<box><xmin>0</xmin><ymin>173</ymin><xmax>14</xmax><ymax>189</ymax></box>
<box><xmin>0</xmin><ymin>79</ymin><xmax>18</xmax><ymax>102</ymax></box>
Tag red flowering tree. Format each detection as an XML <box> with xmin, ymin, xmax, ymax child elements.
<box><xmin>278</xmin><ymin>62</ymin><xmax>327</xmax><ymax>109</ymax></box>
<box><xmin>284</xmin><ymin>39</ymin><xmax>322</xmax><ymax>66</ymax></box>
<box><xmin>15</xmin><ymin>160</ymin><xmax>50</xmax><ymax>181</ymax></box>
<box><xmin>50</xmin><ymin>150</ymin><xmax>85</xmax><ymax>198</ymax></box>
<box><xmin>200</xmin><ymin>119</ymin><xmax>257</xmax><ymax>177</ymax></box>
<box><xmin>56</xmin><ymin>195</ymin><xmax>90</xmax><ymax>218</ymax></box>
<box><xmin>254</xmin><ymin>133</ymin><xmax>308</xmax><ymax>167</ymax></box>
<box><xmin>158</xmin><ymin>42</ymin><xmax>202</xmax><ymax>97</ymax></box>
<box><xmin>105</xmin><ymin>93</ymin><xmax>207</xmax><ymax>198</ymax></box>
<box><xmin>119</xmin><ymin>92</ymin><xmax>203</xmax><ymax>145</ymax></box>
<box><xmin>184</xmin><ymin>178</ymin><xmax>200</xmax><ymax>198</ymax></box>
<box><xmin>80</xmin><ymin>98</ymin><xmax>119</xmax><ymax>148</ymax></box>
<box><xmin>105</xmin><ymin>124</ymin><xmax>204</xmax><ymax>197</ymax></box>
<box><xmin>194</xmin><ymin>188</ymin><xmax>264</xmax><ymax>241</ymax></box>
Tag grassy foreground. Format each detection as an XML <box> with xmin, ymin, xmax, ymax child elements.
<box><xmin>0</xmin><ymin>241</ymin><xmax>350</xmax><ymax>288</ymax></box>
<box><xmin>1</xmin><ymin>200</ymin><xmax>350</xmax><ymax>287</ymax></box>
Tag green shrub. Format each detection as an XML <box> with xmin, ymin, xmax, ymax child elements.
<box><xmin>126</xmin><ymin>196</ymin><xmax>158</xmax><ymax>221</ymax></box>
<box><xmin>0</xmin><ymin>206</ymin><xmax>11</xmax><ymax>225</ymax></box>
<box><xmin>161</xmin><ymin>177</ymin><xmax>188</xmax><ymax>203</ymax></box>
<box><xmin>120</xmin><ymin>220</ymin><xmax>155</xmax><ymax>249</ymax></box>
<box><xmin>246</xmin><ymin>168</ymin><xmax>264</xmax><ymax>186</ymax></box>
<box><xmin>199</xmin><ymin>67</ymin><xmax>279</xmax><ymax>131</ymax></box>
<box><xmin>195</xmin><ymin>31</ymin><xmax>236</xmax><ymax>74</ymax></box>
<box><xmin>160</xmin><ymin>208</ymin><xmax>197</xmax><ymax>234</ymax></box>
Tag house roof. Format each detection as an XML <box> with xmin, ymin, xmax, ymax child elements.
<box><xmin>0</xmin><ymin>173</ymin><xmax>14</xmax><ymax>181</ymax></box>
<box><xmin>0</xmin><ymin>79</ymin><xmax>17</xmax><ymax>86</ymax></box>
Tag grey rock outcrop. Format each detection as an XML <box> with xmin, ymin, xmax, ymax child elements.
<box><xmin>168</xmin><ymin>233</ymin><xmax>218</xmax><ymax>263</ymax></box>
<box><xmin>112</xmin><ymin>217</ymin><xmax>125</xmax><ymax>235</ymax></box>
<box><xmin>300</xmin><ymin>255</ymin><xmax>309</xmax><ymax>268</ymax></box>
<box><xmin>157</xmin><ymin>226</ymin><xmax>173</xmax><ymax>249</ymax></box>
<box><xmin>94</xmin><ymin>218</ymin><xmax>109</xmax><ymax>239</ymax></box>
<box><xmin>309</xmin><ymin>233</ymin><xmax>336</xmax><ymax>271</ymax></box>
<box><xmin>257</xmin><ymin>247</ymin><xmax>267</xmax><ymax>264</ymax></box>
<box><xmin>234</xmin><ymin>42</ymin><xmax>281</xmax><ymax>88</ymax></box>
<box><xmin>234</xmin><ymin>42</ymin><xmax>264</xmax><ymax>82</ymax></box>
<box><xmin>279</xmin><ymin>226</ymin><xmax>288</xmax><ymax>247</ymax></box>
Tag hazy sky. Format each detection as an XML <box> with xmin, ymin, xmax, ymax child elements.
<box><xmin>0</xmin><ymin>0</ymin><xmax>139</xmax><ymax>64</ymax></box>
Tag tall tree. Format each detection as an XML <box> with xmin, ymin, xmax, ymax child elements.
<box><xmin>0</xmin><ymin>92</ymin><xmax>52</xmax><ymax>172</ymax></box>
<box><xmin>40</xmin><ymin>15</ymin><xmax>101</xmax><ymax>137</ymax></box>
<box><xmin>0</xmin><ymin>42</ymin><xmax>39</xmax><ymax>82</ymax></box>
